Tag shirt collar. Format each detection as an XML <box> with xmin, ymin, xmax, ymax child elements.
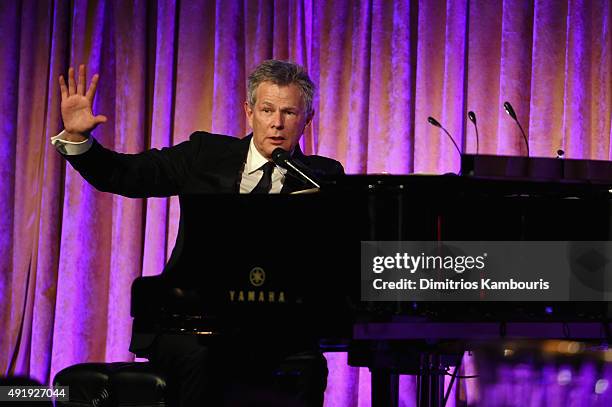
<box><xmin>245</xmin><ymin>138</ymin><xmax>287</xmax><ymax>176</ymax></box>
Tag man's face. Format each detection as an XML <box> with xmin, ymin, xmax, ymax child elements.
<box><xmin>244</xmin><ymin>81</ymin><xmax>312</xmax><ymax>159</ymax></box>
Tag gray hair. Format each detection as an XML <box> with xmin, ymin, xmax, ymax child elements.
<box><xmin>247</xmin><ymin>60</ymin><xmax>315</xmax><ymax>115</ymax></box>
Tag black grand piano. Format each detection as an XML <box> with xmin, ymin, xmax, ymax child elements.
<box><xmin>131</xmin><ymin>153</ymin><xmax>612</xmax><ymax>406</ymax></box>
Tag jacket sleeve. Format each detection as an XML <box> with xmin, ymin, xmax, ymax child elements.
<box><xmin>64</xmin><ymin>133</ymin><xmax>203</xmax><ymax>198</ymax></box>
<box><xmin>331</xmin><ymin>159</ymin><xmax>345</xmax><ymax>175</ymax></box>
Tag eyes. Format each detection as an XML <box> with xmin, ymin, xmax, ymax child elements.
<box><xmin>261</xmin><ymin>107</ymin><xmax>297</xmax><ymax>116</ymax></box>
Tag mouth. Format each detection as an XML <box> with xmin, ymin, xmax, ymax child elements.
<box><xmin>268</xmin><ymin>136</ymin><xmax>286</xmax><ymax>145</ymax></box>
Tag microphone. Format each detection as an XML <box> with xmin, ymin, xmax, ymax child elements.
<box><xmin>427</xmin><ymin>116</ymin><xmax>462</xmax><ymax>156</ymax></box>
<box><xmin>467</xmin><ymin>111</ymin><xmax>480</xmax><ymax>154</ymax></box>
<box><xmin>503</xmin><ymin>101</ymin><xmax>530</xmax><ymax>157</ymax></box>
<box><xmin>271</xmin><ymin>148</ymin><xmax>321</xmax><ymax>189</ymax></box>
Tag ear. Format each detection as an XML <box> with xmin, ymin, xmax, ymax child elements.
<box><xmin>305</xmin><ymin>109</ymin><xmax>314</xmax><ymax>127</ymax></box>
<box><xmin>244</xmin><ymin>101</ymin><xmax>254</xmax><ymax>128</ymax></box>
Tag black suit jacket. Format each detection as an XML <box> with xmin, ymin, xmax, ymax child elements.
<box><xmin>64</xmin><ymin>131</ymin><xmax>345</xmax><ymax>355</ymax></box>
<box><xmin>66</xmin><ymin>131</ymin><xmax>344</xmax><ymax>196</ymax></box>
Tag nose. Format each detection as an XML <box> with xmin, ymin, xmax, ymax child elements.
<box><xmin>271</xmin><ymin>110</ymin><xmax>284</xmax><ymax>129</ymax></box>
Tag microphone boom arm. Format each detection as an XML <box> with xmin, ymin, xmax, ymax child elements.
<box><xmin>284</xmin><ymin>161</ymin><xmax>321</xmax><ymax>189</ymax></box>
<box><xmin>271</xmin><ymin>147</ymin><xmax>322</xmax><ymax>189</ymax></box>
<box><xmin>441</xmin><ymin>125</ymin><xmax>462</xmax><ymax>157</ymax></box>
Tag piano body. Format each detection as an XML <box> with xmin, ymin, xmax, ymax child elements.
<box><xmin>131</xmin><ymin>153</ymin><xmax>612</xmax><ymax>406</ymax></box>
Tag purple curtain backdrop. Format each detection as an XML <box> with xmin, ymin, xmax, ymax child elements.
<box><xmin>1</xmin><ymin>0</ymin><xmax>611</xmax><ymax>405</ymax></box>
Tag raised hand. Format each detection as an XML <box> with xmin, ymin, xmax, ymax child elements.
<box><xmin>59</xmin><ymin>65</ymin><xmax>107</xmax><ymax>141</ymax></box>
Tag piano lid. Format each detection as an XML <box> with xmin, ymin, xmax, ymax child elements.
<box><xmin>461</xmin><ymin>154</ymin><xmax>612</xmax><ymax>184</ymax></box>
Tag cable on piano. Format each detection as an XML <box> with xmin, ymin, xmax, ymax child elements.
<box><xmin>600</xmin><ymin>320</ymin><xmax>611</xmax><ymax>348</ymax></box>
<box><xmin>563</xmin><ymin>322</ymin><xmax>570</xmax><ymax>338</ymax></box>
<box><xmin>444</xmin><ymin>372</ymin><xmax>479</xmax><ymax>379</ymax></box>
<box><xmin>443</xmin><ymin>354</ymin><xmax>463</xmax><ymax>407</ymax></box>
<box><xmin>443</xmin><ymin>356</ymin><xmax>479</xmax><ymax>380</ymax></box>
<box><xmin>442</xmin><ymin>354</ymin><xmax>480</xmax><ymax>406</ymax></box>
<box><xmin>499</xmin><ymin>321</ymin><xmax>507</xmax><ymax>338</ymax></box>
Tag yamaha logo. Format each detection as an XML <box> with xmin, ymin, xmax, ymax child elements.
<box><xmin>228</xmin><ymin>267</ymin><xmax>286</xmax><ymax>303</ymax></box>
<box><xmin>249</xmin><ymin>267</ymin><xmax>265</xmax><ymax>287</ymax></box>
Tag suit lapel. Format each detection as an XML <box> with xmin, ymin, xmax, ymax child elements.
<box><xmin>214</xmin><ymin>135</ymin><xmax>250</xmax><ymax>193</ymax></box>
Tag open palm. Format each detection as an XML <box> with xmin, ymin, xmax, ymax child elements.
<box><xmin>59</xmin><ymin>65</ymin><xmax>107</xmax><ymax>135</ymax></box>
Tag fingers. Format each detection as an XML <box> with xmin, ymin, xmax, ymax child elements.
<box><xmin>58</xmin><ymin>75</ymin><xmax>68</xmax><ymax>100</ymax></box>
<box><xmin>68</xmin><ymin>67</ymin><xmax>76</xmax><ymax>95</ymax></box>
<box><xmin>85</xmin><ymin>74</ymin><xmax>99</xmax><ymax>103</ymax></box>
<box><xmin>77</xmin><ymin>64</ymin><xmax>86</xmax><ymax>95</ymax></box>
<box><xmin>94</xmin><ymin>114</ymin><xmax>108</xmax><ymax>124</ymax></box>
<box><xmin>62</xmin><ymin>65</ymin><xmax>101</xmax><ymax>101</ymax></box>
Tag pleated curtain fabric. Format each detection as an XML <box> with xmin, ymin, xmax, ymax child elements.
<box><xmin>2</xmin><ymin>2</ymin><xmax>612</xmax><ymax>405</ymax></box>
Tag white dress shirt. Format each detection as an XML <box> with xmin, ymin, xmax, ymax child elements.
<box><xmin>239</xmin><ymin>139</ymin><xmax>287</xmax><ymax>193</ymax></box>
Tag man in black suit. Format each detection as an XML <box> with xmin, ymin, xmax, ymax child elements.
<box><xmin>53</xmin><ymin>60</ymin><xmax>344</xmax><ymax>406</ymax></box>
